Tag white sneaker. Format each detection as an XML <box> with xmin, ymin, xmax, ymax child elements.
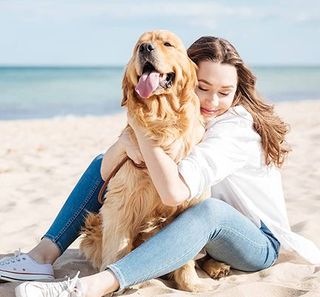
<box><xmin>15</xmin><ymin>272</ymin><xmax>83</xmax><ymax>297</ymax></box>
<box><xmin>0</xmin><ymin>249</ymin><xmax>54</xmax><ymax>282</ymax></box>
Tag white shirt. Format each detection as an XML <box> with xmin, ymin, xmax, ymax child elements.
<box><xmin>178</xmin><ymin>105</ymin><xmax>320</xmax><ymax>265</ymax></box>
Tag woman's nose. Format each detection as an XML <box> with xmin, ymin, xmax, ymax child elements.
<box><xmin>207</xmin><ymin>94</ymin><xmax>219</xmax><ymax>107</ymax></box>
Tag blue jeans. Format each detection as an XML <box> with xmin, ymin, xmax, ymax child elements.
<box><xmin>43</xmin><ymin>154</ymin><xmax>280</xmax><ymax>290</ymax></box>
<box><xmin>43</xmin><ymin>154</ymin><xmax>104</xmax><ymax>253</ymax></box>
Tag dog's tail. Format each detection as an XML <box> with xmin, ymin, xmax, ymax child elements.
<box><xmin>79</xmin><ymin>212</ymin><xmax>103</xmax><ymax>270</ymax></box>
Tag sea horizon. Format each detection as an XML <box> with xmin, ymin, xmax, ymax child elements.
<box><xmin>1</xmin><ymin>65</ymin><xmax>320</xmax><ymax>121</ymax></box>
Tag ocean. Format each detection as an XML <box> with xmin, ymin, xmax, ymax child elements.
<box><xmin>0</xmin><ymin>66</ymin><xmax>319</xmax><ymax>120</ymax></box>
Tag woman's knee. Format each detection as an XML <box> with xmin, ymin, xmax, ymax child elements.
<box><xmin>93</xmin><ymin>153</ymin><xmax>104</xmax><ymax>164</ymax></box>
<box><xmin>196</xmin><ymin>198</ymin><xmax>228</xmax><ymax>215</ymax></box>
<box><xmin>90</xmin><ymin>153</ymin><xmax>104</xmax><ymax>177</ymax></box>
<box><xmin>192</xmin><ymin>198</ymin><xmax>231</xmax><ymax>225</ymax></box>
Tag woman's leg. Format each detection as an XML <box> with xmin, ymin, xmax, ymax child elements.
<box><xmin>104</xmin><ymin>198</ymin><xmax>279</xmax><ymax>292</ymax></box>
<box><xmin>29</xmin><ymin>154</ymin><xmax>105</xmax><ymax>264</ymax></box>
<box><xmin>14</xmin><ymin>198</ymin><xmax>280</xmax><ymax>297</ymax></box>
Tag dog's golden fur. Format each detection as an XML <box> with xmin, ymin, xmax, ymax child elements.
<box><xmin>80</xmin><ymin>30</ymin><xmax>228</xmax><ymax>292</ymax></box>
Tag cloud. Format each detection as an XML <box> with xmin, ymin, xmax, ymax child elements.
<box><xmin>0</xmin><ymin>0</ymin><xmax>319</xmax><ymax>65</ymax></box>
<box><xmin>0</xmin><ymin>1</ymin><xmax>278</xmax><ymax>22</ymax></box>
<box><xmin>2</xmin><ymin>0</ymin><xmax>318</xmax><ymax>31</ymax></box>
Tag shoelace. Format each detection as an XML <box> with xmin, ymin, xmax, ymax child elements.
<box><xmin>38</xmin><ymin>271</ymin><xmax>82</xmax><ymax>297</ymax></box>
<box><xmin>61</xmin><ymin>272</ymin><xmax>82</xmax><ymax>297</ymax></box>
<box><xmin>0</xmin><ymin>248</ymin><xmax>24</xmax><ymax>265</ymax></box>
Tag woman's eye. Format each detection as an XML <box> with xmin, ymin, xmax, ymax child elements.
<box><xmin>219</xmin><ymin>92</ymin><xmax>229</xmax><ymax>96</ymax></box>
<box><xmin>198</xmin><ymin>86</ymin><xmax>208</xmax><ymax>91</ymax></box>
<box><xmin>164</xmin><ymin>42</ymin><xmax>173</xmax><ymax>47</ymax></box>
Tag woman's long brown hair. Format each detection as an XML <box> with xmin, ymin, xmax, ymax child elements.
<box><xmin>187</xmin><ymin>36</ymin><xmax>290</xmax><ymax>167</ymax></box>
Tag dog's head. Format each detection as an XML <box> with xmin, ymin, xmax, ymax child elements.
<box><xmin>122</xmin><ymin>30</ymin><xmax>199</xmax><ymax>136</ymax></box>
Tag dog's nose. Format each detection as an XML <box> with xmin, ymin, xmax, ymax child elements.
<box><xmin>139</xmin><ymin>43</ymin><xmax>155</xmax><ymax>54</ymax></box>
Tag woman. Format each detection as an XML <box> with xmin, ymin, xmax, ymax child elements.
<box><xmin>2</xmin><ymin>36</ymin><xmax>319</xmax><ymax>297</ymax></box>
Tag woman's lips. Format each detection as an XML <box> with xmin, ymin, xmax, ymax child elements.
<box><xmin>200</xmin><ymin>107</ymin><xmax>219</xmax><ymax>116</ymax></box>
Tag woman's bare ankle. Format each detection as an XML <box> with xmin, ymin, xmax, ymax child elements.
<box><xmin>28</xmin><ymin>238</ymin><xmax>61</xmax><ymax>265</ymax></box>
<box><xmin>80</xmin><ymin>270</ymin><xmax>120</xmax><ymax>297</ymax></box>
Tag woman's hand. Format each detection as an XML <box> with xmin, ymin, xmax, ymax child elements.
<box><xmin>119</xmin><ymin>129</ymin><xmax>144</xmax><ymax>165</ymax></box>
<box><xmin>127</xmin><ymin>112</ymin><xmax>140</xmax><ymax>132</ymax></box>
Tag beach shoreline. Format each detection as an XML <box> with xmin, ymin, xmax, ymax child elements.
<box><xmin>0</xmin><ymin>100</ymin><xmax>319</xmax><ymax>296</ymax></box>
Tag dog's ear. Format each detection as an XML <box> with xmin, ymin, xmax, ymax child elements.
<box><xmin>187</xmin><ymin>59</ymin><xmax>198</xmax><ymax>90</ymax></box>
<box><xmin>121</xmin><ymin>73</ymin><xmax>129</xmax><ymax>107</ymax></box>
<box><xmin>180</xmin><ymin>59</ymin><xmax>198</xmax><ymax>95</ymax></box>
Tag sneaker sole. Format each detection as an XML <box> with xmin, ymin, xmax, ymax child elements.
<box><xmin>0</xmin><ymin>270</ymin><xmax>54</xmax><ymax>282</ymax></box>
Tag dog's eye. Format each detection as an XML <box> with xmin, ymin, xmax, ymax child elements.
<box><xmin>164</xmin><ymin>42</ymin><xmax>174</xmax><ymax>47</ymax></box>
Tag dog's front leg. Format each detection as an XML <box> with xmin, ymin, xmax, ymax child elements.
<box><xmin>99</xmin><ymin>202</ymin><xmax>133</xmax><ymax>271</ymax></box>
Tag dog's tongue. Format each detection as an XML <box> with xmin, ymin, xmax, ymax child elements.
<box><xmin>135</xmin><ymin>71</ymin><xmax>160</xmax><ymax>99</ymax></box>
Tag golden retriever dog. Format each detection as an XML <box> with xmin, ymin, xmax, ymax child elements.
<box><xmin>80</xmin><ymin>30</ymin><xmax>230</xmax><ymax>292</ymax></box>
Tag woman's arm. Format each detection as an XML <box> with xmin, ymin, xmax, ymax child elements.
<box><xmin>132</xmin><ymin>125</ymin><xmax>190</xmax><ymax>207</ymax></box>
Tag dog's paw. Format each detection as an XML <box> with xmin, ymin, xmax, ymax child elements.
<box><xmin>201</xmin><ymin>259</ymin><xmax>230</xmax><ymax>279</ymax></box>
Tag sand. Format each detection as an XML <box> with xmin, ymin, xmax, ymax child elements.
<box><xmin>0</xmin><ymin>100</ymin><xmax>320</xmax><ymax>296</ymax></box>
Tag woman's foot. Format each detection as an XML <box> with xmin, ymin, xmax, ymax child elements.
<box><xmin>0</xmin><ymin>238</ymin><xmax>59</xmax><ymax>282</ymax></box>
<box><xmin>14</xmin><ymin>270</ymin><xmax>120</xmax><ymax>297</ymax></box>
<box><xmin>15</xmin><ymin>272</ymin><xmax>83</xmax><ymax>297</ymax></box>
<box><xmin>0</xmin><ymin>250</ymin><xmax>54</xmax><ymax>282</ymax></box>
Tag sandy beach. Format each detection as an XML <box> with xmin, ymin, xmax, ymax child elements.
<box><xmin>0</xmin><ymin>100</ymin><xmax>320</xmax><ymax>296</ymax></box>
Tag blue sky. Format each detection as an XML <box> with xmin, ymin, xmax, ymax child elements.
<box><xmin>0</xmin><ymin>0</ymin><xmax>319</xmax><ymax>66</ymax></box>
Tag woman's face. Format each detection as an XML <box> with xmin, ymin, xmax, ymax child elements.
<box><xmin>195</xmin><ymin>61</ymin><xmax>238</xmax><ymax>122</ymax></box>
